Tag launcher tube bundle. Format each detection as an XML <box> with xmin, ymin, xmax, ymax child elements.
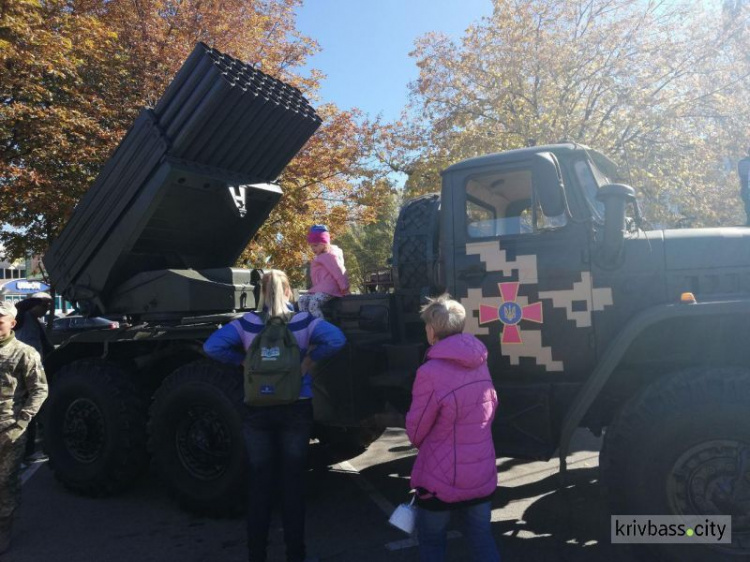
<box><xmin>44</xmin><ymin>43</ymin><xmax>321</xmax><ymax>315</ymax></box>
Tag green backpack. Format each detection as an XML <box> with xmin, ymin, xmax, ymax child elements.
<box><xmin>243</xmin><ymin>312</ymin><xmax>302</xmax><ymax>407</ymax></box>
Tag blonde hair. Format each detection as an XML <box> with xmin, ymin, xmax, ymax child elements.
<box><xmin>420</xmin><ymin>293</ymin><xmax>466</xmax><ymax>340</ymax></box>
<box><xmin>257</xmin><ymin>269</ymin><xmax>292</xmax><ymax>317</ymax></box>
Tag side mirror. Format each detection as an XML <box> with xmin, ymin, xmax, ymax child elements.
<box><xmin>532</xmin><ymin>152</ymin><xmax>565</xmax><ymax>217</ymax></box>
<box><xmin>596</xmin><ymin>183</ymin><xmax>636</xmax><ymax>267</ymax></box>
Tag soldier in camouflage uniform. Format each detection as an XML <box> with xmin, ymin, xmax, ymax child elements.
<box><xmin>0</xmin><ymin>301</ymin><xmax>48</xmax><ymax>554</ymax></box>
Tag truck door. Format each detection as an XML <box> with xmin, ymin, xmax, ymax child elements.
<box><xmin>445</xmin><ymin>155</ymin><xmax>605</xmax><ymax>459</ymax></box>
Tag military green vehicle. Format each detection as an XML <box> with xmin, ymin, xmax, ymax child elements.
<box><xmin>44</xmin><ymin>44</ymin><xmax>748</xmax><ymax>562</ymax></box>
<box><xmin>386</xmin><ymin>148</ymin><xmax>750</xmax><ymax>562</ymax></box>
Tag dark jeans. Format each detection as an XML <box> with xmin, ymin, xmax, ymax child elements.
<box><xmin>243</xmin><ymin>400</ymin><xmax>313</xmax><ymax>562</ymax></box>
<box><xmin>417</xmin><ymin>501</ymin><xmax>500</xmax><ymax>562</ymax></box>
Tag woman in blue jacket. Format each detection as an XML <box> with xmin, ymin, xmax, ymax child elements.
<box><xmin>204</xmin><ymin>269</ymin><xmax>345</xmax><ymax>562</ymax></box>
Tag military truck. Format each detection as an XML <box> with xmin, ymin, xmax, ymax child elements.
<box><xmin>43</xmin><ymin>45</ymin><xmax>748</xmax><ymax>561</ymax></box>
<box><xmin>387</xmin><ymin>148</ymin><xmax>750</xmax><ymax>562</ymax></box>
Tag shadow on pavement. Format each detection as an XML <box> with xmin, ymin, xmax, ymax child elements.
<box><xmin>8</xmin><ymin>434</ymin><xmax>638</xmax><ymax>562</ymax></box>
<box><xmin>357</xmin><ymin>452</ymin><xmax>639</xmax><ymax>562</ymax></box>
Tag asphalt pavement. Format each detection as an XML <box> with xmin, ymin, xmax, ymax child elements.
<box><xmin>4</xmin><ymin>429</ymin><xmax>639</xmax><ymax>562</ymax></box>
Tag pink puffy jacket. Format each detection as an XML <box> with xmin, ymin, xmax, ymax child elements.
<box><xmin>309</xmin><ymin>244</ymin><xmax>349</xmax><ymax>297</ymax></box>
<box><xmin>406</xmin><ymin>333</ymin><xmax>498</xmax><ymax>503</ymax></box>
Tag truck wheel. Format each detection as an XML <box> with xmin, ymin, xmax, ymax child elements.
<box><xmin>44</xmin><ymin>359</ymin><xmax>148</xmax><ymax>496</ymax></box>
<box><xmin>600</xmin><ymin>368</ymin><xmax>750</xmax><ymax>561</ymax></box>
<box><xmin>392</xmin><ymin>193</ymin><xmax>441</xmax><ymax>308</ymax></box>
<box><xmin>148</xmin><ymin>360</ymin><xmax>246</xmax><ymax>516</ymax></box>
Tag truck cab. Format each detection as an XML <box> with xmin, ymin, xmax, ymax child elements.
<box><xmin>384</xmin><ymin>143</ymin><xmax>750</xmax><ymax>562</ymax></box>
<box><xmin>438</xmin><ymin>145</ymin><xmax>632</xmax><ymax>458</ymax></box>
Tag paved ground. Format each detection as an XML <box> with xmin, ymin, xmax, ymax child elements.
<box><xmin>4</xmin><ymin>429</ymin><xmax>640</xmax><ymax>562</ymax></box>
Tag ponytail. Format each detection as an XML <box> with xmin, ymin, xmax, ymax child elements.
<box><xmin>257</xmin><ymin>269</ymin><xmax>292</xmax><ymax>317</ymax></box>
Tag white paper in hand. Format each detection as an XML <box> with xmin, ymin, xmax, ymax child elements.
<box><xmin>388</xmin><ymin>499</ymin><xmax>416</xmax><ymax>535</ymax></box>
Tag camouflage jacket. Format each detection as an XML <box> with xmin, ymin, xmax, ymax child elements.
<box><xmin>0</xmin><ymin>333</ymin><xmax>48</xmax><ymax>433</ymax></box>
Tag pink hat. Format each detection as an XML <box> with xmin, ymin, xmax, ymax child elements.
<box><xmin>307</xmin><ymin>224</ymin><xmax>330</xmax><ymax>244</ymax></box>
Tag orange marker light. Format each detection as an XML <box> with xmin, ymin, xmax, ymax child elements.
<box><xmin>680</xmin><ymin>292</ymin><xmax>697</xmax><ymax>304</ymax></box>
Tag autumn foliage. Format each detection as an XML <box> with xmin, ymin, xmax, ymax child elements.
<box><xmin>391</xmin><ymin>0</ymin><xmax>750</xmax><ymax>228</ymax></box>
<box><xmin>0</xmin><ymin>0</ymin><xmax>139</xmax><ymax>258</ymax></box>
<box><xmin>1</xmin><ymin>0</ymin><xmax>390</xmax><ymax>286</ymax></box>
<box><xmin>6</xmin><ymin>0</ymin><xmax>747</xmax><ymax>293</ymax></box>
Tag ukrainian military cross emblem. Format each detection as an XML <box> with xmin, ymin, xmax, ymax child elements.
<box><xmin>479</xmin><ymin>282</ymin><xmax>543</xmax><ymax>344</ymax></box>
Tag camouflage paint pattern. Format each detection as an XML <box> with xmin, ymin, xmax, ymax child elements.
<box><xmin>0</xmin><ymin>335</ymin><xmax>47</xmax><ymax>519</ymax></box>
<box><xmin>0</xmin><ymin>433</ymin><xmax>27</xmax><ymax>518</ymax></box>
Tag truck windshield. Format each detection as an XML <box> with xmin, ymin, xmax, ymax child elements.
<box><xmin>572</xmin><ymin>158</ymin><xmax>605</xmax><ymax>221</ymax></box>
<box><xmin>465</xmin><ymin>165</ymin><xmax>567</xmax><ymax>238</ymax></box>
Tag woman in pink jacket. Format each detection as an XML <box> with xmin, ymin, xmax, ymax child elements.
<box><xmin>298</xmin><ymin>224</ymin><xmax>349</xmax><ymax>318</ymax></box>
<box><xmin>406</xmin><ymin>294</ymin><xmax>500</xmax><ymax>562</ymax></box>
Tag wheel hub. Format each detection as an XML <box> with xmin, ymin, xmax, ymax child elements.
<box><xmin>63</xmin><ymin>398</ymin><xmax>105</xmax><ymax>464</ymax></box>
<box><xmin>175</xmin><ymin>405</ymin><xmax>231</xmax><ymax>481</ymax></box>
<box><xmin>668</xmin><ymin>439</ymin><xmax>750</xmax><ymax>551</ymax></box>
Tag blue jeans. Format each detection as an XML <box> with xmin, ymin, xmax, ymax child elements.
<box><xmin>243</xmin><ymin>400</ymin><xmax>313</xmax><ymax>562</ymax></box>
<box><xmin>417</xmin><ymin>500</ymin><xmax>500</xmax><ymax>562</ymax></box>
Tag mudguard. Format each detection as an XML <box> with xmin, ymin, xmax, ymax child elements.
<box><xmin>558</xmin><ymin>297</ymin><xmax>750</xmax><ymax>472</ymax></box>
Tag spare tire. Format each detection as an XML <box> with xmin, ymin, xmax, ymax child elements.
<box><xmin>392</xmin><ymin>193</ymin><xmax>441</xmax><ymax>311</ymax></box>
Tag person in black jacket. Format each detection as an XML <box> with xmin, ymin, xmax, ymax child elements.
<box><xmin>14</xmin><ymin>292</ymin><xmax>53</xmax><ymax>461</ymax></box>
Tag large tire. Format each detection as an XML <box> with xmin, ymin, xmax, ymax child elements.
<box><xmin>148</xmin><ymin>360</ymin><xmax>246</xmax><ymax>516</ymax></box>
<box><xmin>44</xmin><ymin>359</ymin><xmax>148</xmax><ymax>496</ymax></box>
<box><xmin>600</xmin><ymin>368</ymin><xmax>750</xmax><ymax>561</ymax></box>
<box><xmin>392</xmin><ymin>193</ymin><xmax>441</xmax><ymax>312</ymax></box>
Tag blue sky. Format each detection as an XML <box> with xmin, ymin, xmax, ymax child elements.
<box><xmin>296</xmin><ymin>0</ymin><xmax>493</xmax><ymax>121</ymax></box>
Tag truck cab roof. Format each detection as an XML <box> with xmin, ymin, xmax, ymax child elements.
<box><xmin>442</xmin><ymin>142</ymin><xmax>619</xmax><ymax>180</ymax></box>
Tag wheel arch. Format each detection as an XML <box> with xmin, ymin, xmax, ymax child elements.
<box><xmin>45</xmin><ymin>341</ymin><xmax>108</xmax><ymax>380</ymax></box>
<box><xmin>598</xmin><ymin>366</ymin><xmax>750</xmax><ymax>561</ymax></box>
<box><xmin>559</xmin><ymin>298</ymin><xmax>750</xmax><ymax>469</ymax></box>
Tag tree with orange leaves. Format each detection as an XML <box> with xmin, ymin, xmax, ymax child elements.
<box><xmin>396</xmin><ymin>0</ymin><xmax>750</xmax><ymax>228</ymax></box>
<box><xmin>1</xmin><ymin>0</ymin><xmax>390</xmax><ymax>286</ymax></box>
<box><xmin>0</xmin><ymin>0</ymin><xmax>140</xmax><ymax>259</ymax></box>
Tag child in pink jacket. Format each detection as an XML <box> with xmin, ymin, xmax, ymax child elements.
<box><xmin>298</xmin><ymin>224</ymin><xmax>349</xmax><ymax>318</ymax></box>
<box><xmin>406</xmin><ymin>294</ymin><xmax>500</xmax><ymax>562</ymax></box>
